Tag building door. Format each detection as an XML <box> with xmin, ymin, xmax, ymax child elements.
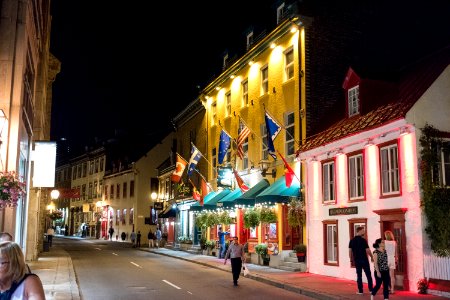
<box><xmin>375</xmin><ymin>208</ymin><xmax>408</xmax><ymax>291</ymax></box>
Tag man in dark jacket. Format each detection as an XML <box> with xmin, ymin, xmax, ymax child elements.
<box><xmin>349</xmin><ymin>226</ymin><xmax>374</xmax><ymax>294</ymax></box>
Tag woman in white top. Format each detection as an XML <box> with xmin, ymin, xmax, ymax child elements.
<box><xmin>0</xmin><ymin>241</ymin><xmax>45</xmax><ymax>299</ymax></box>
<box><xmin>384</xmin><ymin>230</ymin><xmax>397</xmax><ymax>294</ymax></box>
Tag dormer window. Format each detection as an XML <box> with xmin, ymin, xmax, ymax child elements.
<box><xmin>277</xmin><ymin>3</ymin><xmax>285</xmax><ymax>24</ymax></box>
<box><xmin>348</xmin><ymin>85</ymin><xmax>360</xmax><ymax>117</ymax></box>
<box><xmin>247</xmin><ymin>31</ymin><xmax>254</xmax><ymax>51</ymax></box>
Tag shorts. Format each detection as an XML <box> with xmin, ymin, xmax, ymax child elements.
<box><xmin>388</xmin><ymin>256</ymin><xmax>396</xmax><ymax>269</ymax></box>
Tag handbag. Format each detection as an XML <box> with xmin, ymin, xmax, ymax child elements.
<box><xmin>243</xmin><ymin>263</ymin><xmax>250</xmax><ymax>276</ymax></box>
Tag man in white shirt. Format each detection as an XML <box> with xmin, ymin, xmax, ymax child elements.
<box><xmin>47</xmin><ymin>227</ymin><xmax>55</xmax><ymax>247</ymax></box>
<box><xmin>223</xmin><ymin>237</ymin><xmax>245</xmax><ymax>286</ymax></box>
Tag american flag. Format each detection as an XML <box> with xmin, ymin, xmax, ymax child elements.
<box><xmin>237</xmin><ymin>120</ymin><xmax>250</xmax><ymax>160</ymax></box>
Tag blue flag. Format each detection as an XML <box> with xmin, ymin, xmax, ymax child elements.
<box><xmin>264</xmin><ymin>112</ymin><xmax>281</xmax><ymax>159</ymax></box>
<box><xmin>187</xmin><ymin>144</ymin><xmax>202</xmax><ymax>177</ymax></box>
<box><xmin>218</xmin><ymin>130</ymin><xmax>231</xmax><ymax>164</ymax></box>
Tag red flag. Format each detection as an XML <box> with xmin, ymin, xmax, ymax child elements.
<box><xmin>199</xmin><ymin>176</ymin><xmax>209</xmax><ymax>206</ymax></box>
<box><xmin>237</xmin><ymin>120</ymin><xmax>250</xmax><ymax>160</ymax></box>
<box><xmin>171</xmin><ymin>153</ymin><xmax>187</xmax><ymax>182</ymax></box>
<box><xmin>278</xmin><ymin>151</ymin><xmax>295</xmax><ymax>188</ymax></box>
<box><xmin>189</xmin><ymin>179</ymin><xmax>201</xmax><ymax>201</ymax></box>
<box><xmin>233</xmin><ymin>169</ymin><xmax>249</xmax><ymax>193</ymax></box>
<box><xmin>59</xmin><ymin>188</ymin><xmax>81</xmax><ymax>198</ymax></box>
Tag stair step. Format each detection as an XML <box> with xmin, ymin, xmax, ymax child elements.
<box><xmin>279</xmin><ymin>266</ymin><xmax>303</xmax><ymax>272</ymax></box>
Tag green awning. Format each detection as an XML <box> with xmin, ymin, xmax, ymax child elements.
<box><xmin>217</xmin><ymin>188</ymin><xmax>242</xmax><ymax>208</ymax></box>
<box><xmin>255</xmin><ymin>175</ymin><xmax>300</xmax><ymax>205</ymax></box>
<box><xmin>233</xmin><ymin>179</ymin><xmax>270</xmax><ymax>208</ymax></box>
<box><xmin>189</xmin><ymin>191</ymin><xmax>218</xmax><ymax>211</ymax></box>
<box><xmin>202</xmin><ymin>189</ymin><xmax>231</xmax><ymax>210</ymax></box>
<box><xmin>158</xmin><ymin>205</ymin><xmax>178</xmax><ymax>218</ymax></box>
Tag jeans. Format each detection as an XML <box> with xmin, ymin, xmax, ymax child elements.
<box><xmin>230</xmin><ymin>257</ymin><xmax>243</xmax><ymax>285</ymax></box>
<box><xmin>355</xmin><ymin>259</ymin><xmax>373</xmax><ymax>293</ymax></box>
<box><xmin>220</xmin><ymin>244</ymin><xmax>226</xmax><ymax>258</ymax></box>
<box><xmin>372</xmin><ymin>270</ymin><xmax>390</xmax><ymax>299</ymax></box>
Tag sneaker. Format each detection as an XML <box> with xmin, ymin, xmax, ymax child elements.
<box><xmin>356</xmin><ymin>292</ymin><xmax>363</xmax><ymax>295</ymax></box>
<box><xmin>370</xmin><ymin>295</ymin><xmax>374</xmax><ymax>300</ymax></box>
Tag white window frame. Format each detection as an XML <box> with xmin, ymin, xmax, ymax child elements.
<box><xmin>348</xmin><ymin>86</ymin><xmax>359</xmax><ymax>117</ymax></box>
<box><xmin>325</xmin><ymin>222</ymin><xmax>338</xmax><ymax>264</ymax></box>
<box><xmin>247</xmin><ymin>32</ymin><xmax>254</xmax><ymax>50</ymax></box>
<box><xmin>242</xmin><ymin>79</ymin><xmax>248</xmax><ymax>107</ymax></box>
<box><xmin>226</xmin><ymin>91</ymin><xmax>231</xmax><ymax>117</ymax></box>
<box><xmin>380</xmin><ymin>143</ymin><xmax>400</xmax><ymax>195</ymax></box>
<box><xmin>277</xmin><ymin>2</ymin><xmax>285</xmax><ymax>24</ymax></box>
<box><xmin>433</xmin><ymin>140</ymin><xmax>450</xmax><ymax>186</ymax></box>
<box><xmin>261</xmin><ymin>65</ymin><xmax>269</xmax><ymax>95</ymax></box>
<box><xmin>323</xmin><ymin>161</ymin><xmax>335</xmax><ymax>203</ymax></box>
<box><xmin>285</xmin><ymin>47</ymin><xmax>294</xmax><ymax>81</ymax></box>
<box><xmin>348</xmin><ymin>153</ymin><xmax>364</xmax><ymax>200</ymax></box>
<box><xmin>285</xmin><ymin>112</ymin><xmax>295</xmax><ymax>156</ymax></box>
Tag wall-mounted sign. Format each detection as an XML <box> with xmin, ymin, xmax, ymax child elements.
<box><xmin>329</xmin><ymin>206</ymin><xmax>358</xmax><ymax>216</ymax></box>
<box><xmin>154</xmin><ymin>202</ymin><xmax>164</xmax><ymax>210</ymax></box>
<box><xmin>217</xmin><ymin>167</ymin><xmax>233</xmax><ymax>188</ymax></box>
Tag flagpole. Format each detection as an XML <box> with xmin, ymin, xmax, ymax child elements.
<box><xmin>194</xmin><ymin>169</ymin><xmax>215</xmax><ymax>192</ymax></box>
<box><xmin>277</xmin><ymin>150</ymin><xmax>301</xmax><ymax>183</ymax></box>
<box><xmin>191</xmin><ymin>142</ymin><xmax>215</xmax><ymax>170</ymax></box>
<box><xmin>238</xmin><ymin>115</ymin><xmax>269</xmax><ymax>149</ymax></box>
<box><xmin>264</xmin><ymin>108</ymin><xmax>300</xmax><ymax>147</ymax></box>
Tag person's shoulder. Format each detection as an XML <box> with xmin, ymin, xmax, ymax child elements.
<box><xmin>24</xmin><ymin>273</ymin><xmax>45</xmax><ymax>298</ymax></box>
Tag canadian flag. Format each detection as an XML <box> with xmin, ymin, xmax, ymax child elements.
<box><xmin>171</xmin><ymin>153</ymin><xmax>187</xmax><ymax>182</ymax></box>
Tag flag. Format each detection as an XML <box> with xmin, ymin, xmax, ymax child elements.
<box><xmin>233</xmin><ymin>169</ymin><xmax>249</xmax><ymax>193</ymax></box>
<box><xmin>218</xmin><ymin>130</ymin><xmax>231</xmax><ymax>164</ymax></box>
<box><xmin>264</xmin><ymin>111</ymin><xmax>282</xmax><ymax>159</ymax></box>
<box><xmin>171</xmin><ymin>153</ymin><xmax>188</xmax><ymax>182</ymax></box>
<box><xmin>187</xmin><ymin>144</ymin><xmax>202</xmax><ymax>177</ymax></box>
<box><xmin>278</xmin><ymin>151</ymin><xmax>295</xmax><ymax>188</ymax></box>
<box><xmin>189</xmin><ymin>179</ymin><xmax>201</xmax><ymax>201</ymax></box>
<box><xmin>59</xmin><ymin>188</ymin><xmax>81</xmax><ymax>199</ymax></box>
<box><xmin>237</xmin><ymin>120</ymin><xmax>251</xmax><ymax>160</ymax></box>
<box><xmin>199</xmin><ymin>175</ymin><xmax>209</xmax><ymax>206</ymax></box>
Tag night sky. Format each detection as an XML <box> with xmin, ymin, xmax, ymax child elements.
<box><xmin>49</xmin><ymin>0</ymin><xmax>273</xmax><ymax>152</ymax></box>
<box><xmin>49</xmin><ymin>0</ymin><xmax>450</xmax><ymax>155</ymax></box>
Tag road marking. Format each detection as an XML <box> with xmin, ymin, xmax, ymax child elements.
<box><xmin>112</xmin><ymin>253</ymin><xmax>118</xmax><ymax>256</ymax></box>
<box><xmin>130</xmin><ymin>262</ymin><xmax>142</xmax><ymax>268</ymax></box>
<box><xmin>162</xmin><ymin>280</ymin><xmax>181</xmax><ymax>289</ymax></box>
<box><xmin>94</xmin><ymin>247</ymin><xmax>102</xmax><ymax>250</ymax></box>
<box><xmin>187</xmin><ymin>291</ymin><xmax>193</xmax><ymax>294</ymax></box>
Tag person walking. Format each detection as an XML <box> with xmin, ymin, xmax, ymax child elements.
<box><xmin>148</xmin><ymin>230</ymin><xmax>155</xmax><ymax>248</ymax></box>
<box><xmin>223</xmin><ymin>236</ymin><xmax>245</xmax><ymax>286</ymax></box>
<box><xmin>155</xmin><ymin>227</ymin><xmax>162</xmax><ymax>248</ymax></box>
<box><xmin>218</xmin><ymin>227</ymin><xmax>230</xmax><ymax>259</ymax></box>
<box><xmin>47</xmin><ymin>227</ymin><xmax>55</xmax><ymax>247</ymax></box>
<box><xmin>0</xmin><ymin>241</ymin><xmax>45</xmax><ymax>299</ymax></box>
<box><xmin>108</xmin><ymin>227</ymin><xmax>114</xmax><ymax>241</ymax></box>
<box><xmin>371</xmin><ymin>238</ymin><xmax>390</xmax><ymax>300</ymax></box>
<box><xmin>349</xmin><ymin>226</ymin><xmax>373</xmax><ymax>294</ymax></box>
<box><xmin>136</xmin><ymin>231</ymin><xmax>141</xmax><ymax>248</ymax></box>
<box><xmin>384</xmin><ymin>230</ymin><xmax>397</xmax><ymax>294</ymax></box>
<box><xmin>130</xmin><ymin>231</ymin><xmax>137</xmax><ymax>247</ymax></box>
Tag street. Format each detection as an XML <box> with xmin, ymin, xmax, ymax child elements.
<box><xmin>58</xmin><ymin>238</ymin><xmax>312</xmax><ymax>300</ymax></box>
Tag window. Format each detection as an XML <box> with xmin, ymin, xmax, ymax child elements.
<box><xmin>72</xmin><ymin>166</ymin><xmax>76</xmax><ymax>180</ymax></box>
<box><xmin>323</xmin><ymin>220</ymin><xmax>338</xmax><ymax>265</ymax></box>
<box><xmin>130</xmin><ymin>180</ymin><xmax>135</xmax><ymax>197</ymax></box>
<box><xmin>94</xmin><ymin>181</ymin><xmax>98</xmax><ymax>198</ymax></box>
<box><xmin>432</xmin><ymin>140</ymin><xmax>450</xmax><ymax>186</ymax></box>
<box><xmin>130</xmin><ymin>208</ymin><xmax>134</xmax><ymax>224</ymax></box>
<box><xmin>380</xmin><ymin>144</ymin><xmax>400</xmax><ymax>195</ymax></box>
<box><xmin>211</xmin><ymin>101</ymin><xmax>217</xmax><ymax>126</ymax></box>
<box><xmin>110</xmin><ymin>185</ymin><xmax>114</xmax><ymax>199</ymax></box>
<box><xmin>78</xmin><ymin>164</ymin><xmax>82</xmax><ymax>178</ymax></box>
<box><xmin>100</xmin><ymin>158</ymin><xmax>104</xmax><ymax>172</ymax></box>
<box><xmin>348</xmin><ymin>153</ymin><xmax>364</xmax><ymax>200</ymax></box>
<box><xmin>122</xmin><ymin>209</ymin><xmax>127</xmax><ymax>225</ymax></box>
<box><xmin>123</xmin><ymin>182</ymin><xmax>127</xmax><ymax>198</ymax></box>
<box><xmin>99</xmin><ymin>180</ymin><xmax>103</xmax><ymax>197</ymax></box>
<box><xmin>247</xmin><ymin>31</ymin><xmax>254</xmax><ymax>50</ymax></box>
<box><xmin>82</xmin><ymin>162</ymin><xmax>87</xmax><ymax>177</ymax></box>
<box><xmin>82</xmin><ymin>184</ymin><xmax>86</xmax><ymax>200</ymax></box>
<box><xmin>95</xmin><ymin>159</ymin><xmax>99</xmax><ymax>173</ymax></box>
<box><xmin>116</xmin><ymin>210</ymin><xmax>120</xmax><ymax>226</ymax></box>
<box><xmin>285</xmin><ymin>112</ymin><xmax>295</xmax><ymax>155</ymax></box>
<box><xmin>261</xmin><ymin>65</ymin><xmax>269</xmax><ymax>95</ymax></box>
<box><xmin>242</xmin><ymin>79</ymin><xmax>248</xmax><ymax>106</ymax></box>
<box><xmin>116</xmin><ymin>184</ymin><xmax>120</xmax><ymax>199</ymax></box>
<box><xmin>285</xmin><ymin>47</ymin><xmax>294</xmax><ymax>80</ymax></box>
<box><xmin>348</xmin><ymin>86</ymin><xmax>360</xmax><ymax>117</ymax></box>
<box><xmin>225</xmin><ymin>91</ymin><xmax>231</xmax><ymax>116</ymax></box>
<box><xmin>323</xmin><ymin>161</ymin><xmax>335</xmax><ymax>203</ymax></box>
<box><xmin>243</xmin><ymin>137</ymin><xmax>249</xmax><ymax>169</ymax></box>
<box><xmin>90</xmin><ymin>161</ymin><xmax>94</xmax><ymax>175</ymax></box>
<box><xmin>104</xmin><ymin>185</ymin><xmax>108</xmax><ymax>199</ymax></box>
<box><xmin>277</xmin><ymin>2</ymin><xmax>285</xmax><ymax>24</ymax></box>
<box><xmin>261</xmin><ymin>124</ymin><xmax>268</xmax><ymax>160</ymax></box>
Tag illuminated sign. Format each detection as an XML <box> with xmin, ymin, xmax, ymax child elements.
<box><xmin>329</xmin><ymin>206</ymin><xmax>358</xmax><ymax>216</ymax></box>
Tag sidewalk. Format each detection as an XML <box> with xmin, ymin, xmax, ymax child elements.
<box><xmin>28</xmin><ymin>237</ymin><xmax>447</xmax><ymax>300</ymax></box>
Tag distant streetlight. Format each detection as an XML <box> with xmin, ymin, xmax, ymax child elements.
<box><xmin>50</xmin><ymin>189</ymin><xmax>60</xmax><ymax>200</ymax></box>
<box><xmin>151</xmin><ymin>192</ymin><xmax>157</xmax><ymax>200</ymax></box>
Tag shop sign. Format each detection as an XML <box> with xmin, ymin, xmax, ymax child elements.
<box><xmin>217</xmin><ymin>167</ymin><xmax>233</xmax><ymax>188</ymax></box>
<box><xmin>329</xmin><ymin>206</ymin><xmax>358</xmax><ymax>216</ymax></box>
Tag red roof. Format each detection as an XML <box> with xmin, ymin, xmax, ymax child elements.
<box><xmin>297</xmin><ymin>47</ymin><xmax>450</xmax><ymax>155</ymax></box>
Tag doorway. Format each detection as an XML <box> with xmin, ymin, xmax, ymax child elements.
<box><xmin>374</xmin><ymin>208</ymin><xmax>408</xmax><ymax>291</ymax></box>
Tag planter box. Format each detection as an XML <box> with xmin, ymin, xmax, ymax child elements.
<box><xmin>180</xmin><ymin>243</ymin><xmax>193</xmax><ymax>251</ymax></box>
<box><xmin>269</xmin><ymin>254</ymin><xmax>280</xmax><ymax>267</ymax></box>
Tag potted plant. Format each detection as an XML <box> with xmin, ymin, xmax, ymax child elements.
<box><xmin>288</xmin><ymin>197</ymin><xmax>305</xmax><ymax>244</ymax></box>
<box><xmin>0</xmin><ymin>171</ymin><xmax>26</xmax><ymax>208</ymax></box>
<box><xmin>417</xmin><ymin>278</ymin><xmax>429</xmax><ymax>294</ymax></box>
<box><xmin>255</xmin><ymin>243</ymin><xmax>270</xmax><ymax>265</ymax></box>
<box><xmin>293</xmin><ymin>243</ymin><xmax>307</xmax><ymax>262</ymax></box>
<box><xmin>259</xmin><ymin>207</ymin><xmax>277</xmax><ymax>224</ymax></box>
<box><xmin>205</xmin><ymin>240</ymin><xmax>216</xmax><ymax>256</ymax></box>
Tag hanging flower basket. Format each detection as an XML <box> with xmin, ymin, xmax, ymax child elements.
<box><xmin>0</xmin><ymin>171</ymin><xmax>26</xmax><ymax>208</ymax></box>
